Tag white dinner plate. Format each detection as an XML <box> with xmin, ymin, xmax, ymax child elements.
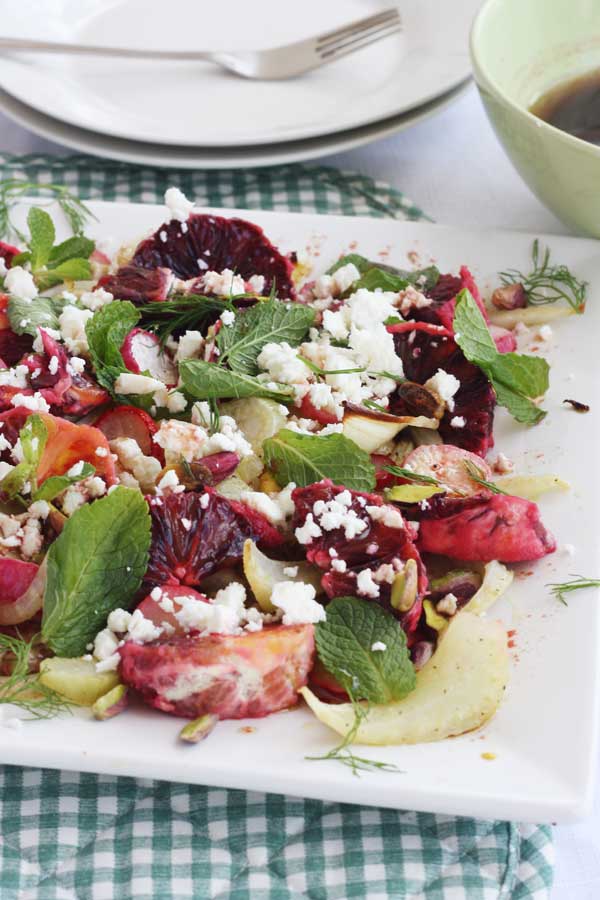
<box><xmin>1</xmin><ymin>199</ymin><xmax>599</xmax><ymax>823</ymax></box>
<box><xmin>0</xmin><ymin>78</ymin><xmax>470</xmax><ymax>169</ymax></box>
<box><xmin>0</xmin><ymin>0</ymin><xmax>480</xmax><ymax>147</ymax></box>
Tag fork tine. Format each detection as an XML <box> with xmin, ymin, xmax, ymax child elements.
<box><xmin>318</xmin><ymin>20</ymin><xmax>402</xmax><ymax>60</ymax></box>
<box><xmin>316</xmin><ymin>8</ymin><xmax>400</xmax><ymax>48</ymax></box>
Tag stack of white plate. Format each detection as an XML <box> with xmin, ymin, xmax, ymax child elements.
<box><xmin>0</xmin><ymin>0</ymin><xmax>480</xmax><ymax>168</ymax></box>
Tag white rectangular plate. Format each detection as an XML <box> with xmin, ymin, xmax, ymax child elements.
<box><xmin>2</xmin><ymin>200</ymin><xmax>599</xmax><ymax>824</ymax></box>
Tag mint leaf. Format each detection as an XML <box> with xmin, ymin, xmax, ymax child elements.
<box><xmin>263</xmin><ymin>429</ymin><xmax>376</xmax><ymax>491</ymax></box>
<box><xmin>489</xmin><ymin>352</ymin><xmax>549</xmax><ymax>398</ymax></box>
<box><xmin>353</xmin><ymin>268</ymin><xmax>410</xmax><ymax>293</ymax></box>
<box><xmin>315</xmin><ymin>596</ymin><xmax>416</xmax><ymax>703</ymax></box>
<box><xmin>180</xmin><ymin>359</ymin><xmax>294</xmax><ymax>403</ymax></box>
<box><xmin>453</xmin><ymin>290</ymin><xmax>498</xmax><ymax>366</ymax></box>
<box><xmin>37</xmin><ymin>258</ymin><xmax>92</xmax><ymax>291</ymax></box>
<box><xmin>7</xmin><ymin>294</ymin><xmax>67</xmax><ymax>336</ymax></box>
<box><xmin>217</xmin><ymin>298</ymin><xmax>315</xmax><ymax>375</ymax></box>
<box><xmin>27</xmin><ymin>207</ymin><xmax>55</xmax><ymax>271</ymax></box>
<box><xmin>49</xmin><ymin>236</ymin><xmax>94</xmax><ymax>267</ymax></box>
<box><xmin>0</xmin><ymin>414</ymin><xmax>48</xmax><ymax>499</ymax></box>
<box><xmin>41</xmin><ymin>487</ymin><xmax>151</xmax><ymax>657</ymax></box>
<box><xmin>86</xmin><ymin>300</ymin><xmax>140</xmax><ymax>394</ymax></box>
<box><xmin>327</xmin><ymin>254</ymin><xmax>373</xmax><ymax>275</ymax></box>
<box><xmin>453</xmin><ymin>290</ymin><xmax>549</xmax><ymax>424</ymax></box>
<box><xmin>33</xmin><ymin>462</ymin><xmax>95</xmax><ymax>503</ymax></box>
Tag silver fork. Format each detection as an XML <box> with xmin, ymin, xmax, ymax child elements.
<box><xmin>0</xmin><ymin>8</ymin><xmax>401</xmax><ymax>80</ymax></box>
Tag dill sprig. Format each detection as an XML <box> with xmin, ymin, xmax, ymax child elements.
<box><xmin>300</xmin><ymin>357</ymin><xmax>365</xmax><ymax>377</ymax></box>
<box><xmin>383</xmin><ymin>465</ymin><xmax>441</xmax><ymax>487</ymax></box>
<box><xmin>463</xmin><ymin>461</ymin><xmax>507</xmax><ymax>495</ymax></box>
<box><xmin>547</xmin><ymin>576</ymin><xmax>600</xmax><ymax>606</ymax></box>
<box><xmin>138</xmin><ymin>294</ymin><xmax>234</xmax><ymax>343</ymax></box>
<box><xmin>0</xmin><ymin>634</ymin><xmax>71</xmax><ymax>719</ymax></box>
<box><xmin>306</xmin><ymin>695</ymin><xmax>401</xmax><ymax>777</ymax></box>
<box><xmin>0</xmin><ymin>179</ymin><xmax>96</xmax><ymax>241</ymax></box>
<box><xmin>498</xmin><ymin>239</ymin><xmax>587</xmax><ymax>313</ymax></box>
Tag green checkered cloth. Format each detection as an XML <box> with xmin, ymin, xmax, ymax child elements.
<box><xmin>0</xmin><ymin>153</ymin><xmax>554</xmax><ymax>900</ymax></box>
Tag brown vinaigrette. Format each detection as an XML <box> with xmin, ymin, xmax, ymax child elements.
<box><xmin>530</xmin><ymin>67</ymin><xmax>600</xmax><ymax>145</ymax></box>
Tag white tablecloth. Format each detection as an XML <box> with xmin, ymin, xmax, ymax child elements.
<box><xmin>0</xmin><ymin>82</ymin><xmax>597</xmax><ymax>899</ymax></box>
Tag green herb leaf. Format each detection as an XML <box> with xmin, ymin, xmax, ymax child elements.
<box><xmin>36</xmin><ymin>257</ymin><xmax>92</xmax><ymax>291</ymax></box>
<box><xmin>463</xmin><ymin>460</ymin><xmax>507</xmax><ymax>495</ymax></box>
<box><xmin>499</xmin><ymin>239</ymin><xmax>587</xmax><ymax>313</ymax></box>
<box><xmin>49</xmin><ymin>236</ymin><xmax>95</xmax><ymax>267</ymax></box>
<box><xmin>41</xmin><ymin>487</ymin><xmax>151</xmax><ymax>656</ymax></box>
<box><xmin>315</xmin><ymin>596</ymin><xmax>416</xmax><ymax>704</ymax></box>
<box><xmin>86</xmin><ymin>300</ymin><xmax>140</xmax><ymax>394</ymax></box>
<box><xmin>33</xmin><ymin>462</ymin><xmax>95</xmax><ymax>503</ymax></box>
<box><xmin>27</xmin><ymin>207</ymin><xmax>55</xmax><ymax>271</ymax></box>
<box><xmin>547</xmin><ymin>575</ymin><xmax>600</xmax><ymax>605</ymax></box>
<box><xmin>0</xmin><ymin>633</ymin><xmax>72</xmax><ymax>719</ymax></box>
<box><xmin>0</xmin><ymin>181</ymin><xmax>96</xmax><ymax>242</ymax></box>
<box><xmin>326</xmin><ymin>253</ymin><xmax>440</xmax><ymax>293</ymax></box>
<box><xmin>263</xmin><ymin>429</ymin><xmax>376</xmax><ymax>491</ymax></box>
<box><xmin>327</xmin><ymin>254</ymin><xmax>373</xmax><ymax>275</ymax></box>
<box><xmin>139</xmin><ymin>293</ymin><xmax>228</xmax><ymax>343</ymax></box>
<box><xmin>7</xmin><ymin>294</ymin><xmax>67</xmax><ymax>336</ymax></box>
<box><xmin>0</xmin><ymin>414</ymin><xmax>48</xmax><ymax>499</ymax></box>
<box><xmin>217</xmin><ymin>298</ymin><xmax>315</xmax><ymax>375</ymax></box>
<box><xmin>180</xmin><ymin>359</ymin><xmax>294</xmax><ymax>403</ymax></box>
<box><xmin>453</xmin><ymin>290</ymin><xmax>549</xmax><ymax>424</ymax></box>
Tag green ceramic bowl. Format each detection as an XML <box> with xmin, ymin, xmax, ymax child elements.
<box><xmin>470</xmin><ymin>0</ymin><xmax>600</xmax><ymax>237</ymax></box>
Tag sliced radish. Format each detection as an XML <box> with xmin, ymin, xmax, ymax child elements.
<box><xmin>121</xmin><ymin>328</ymin><xmax>177</xmax><ymax>387</ymax></box>
<box><xmin>95</xmin><ymin>405</ymin><xmax>163</xmax><ymax>462</ymax></box>
<box><xmin>137</xmin><ymin>585</ymin><xmax>210</xmax><ymax>634</ymax></box>
<box><xmin>490</xmin><ymin>325</ymin><xmax>517</xmax><ymax>354</ymax></box>
<box><xmin>0</xmin><ymin>558</ymin><xmax>46</xmax><ymax>625</ymax></box>
<box><xmin>403</xmin><ymin>443</ymin><xmax>493</xmax><ymax>497</ymax></box>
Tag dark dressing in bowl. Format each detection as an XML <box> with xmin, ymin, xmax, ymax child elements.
<box><xmin>530</xmin><ymin>68</ymin><xmax>600</xmax><ymax>145</ymax></box>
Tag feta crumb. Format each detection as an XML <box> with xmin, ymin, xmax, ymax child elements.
<box><xmin>5</xmin><ymin>266</ymin><xmax>38</xmax><ymax>301</ymax></box>
<box><xmin>164</xmin><ymin>186</ymin><xmax>194</xmax><ymax>222</ymax></box>
<box><xmin>58</xmin><ymin>305</ymin><xmax>94</xmax><ymax>355</ymax></box>
<box><xmin>493</xmin><ymin>453</ymin><xmax>514</xmax><ymax>475</ymax></box>
<box><xmin>371</xmin><ymin>641</ymin><xmax>387</xmax><ymax>652</ymax></box>
<box><xmin>114</xmin><ymin>373</ymin><xmax>165</xmax><ymax>395</ymax></box>
<box><xmin>203</xmin><ymin>268</ymin><xmax>246</xmax><ymax>297</ymax></box>
<box><xmin>182</xmin><ymin>517</ymin><xmax>192</xmax><ymax>531</ymax></box>
<box><xmin>356</xmin><ymin>569</ymin><xmax>380</xmax><ymax>598</ymax></box>
<box><xmin>331</xmin><ymin>558</ymin><xmax>347</xmax><ymax>573</ymax></box>
<box><xmin>366</xmin><ymin>505</ymin><xmax>404</xmax><ymax>529</ymax></box>
<box><xmin>95</xmin><ymin>446</ymin><xmax>108</xmax><ymax>458</ymax></box>
<box><xmin>450</xmin><ymin>416</ymin><xmax>466</xmax><ymax>428</ymax></box>
<box><xmin>270</xmin><ymin>581</ymin><xmax>326</xmax><ymax>625</ymax></box>
<box><xmin>10</xmin><ymin>392</ymin><xmax>50</xmax><ymax>413</ymax></box>
<box><xmin>67</xmin><ymin>460</ymin><xmax>85</xmax><ymax>477</ymax></box>
<box><xmin>79</xmin><ymin>288</ymin><xmax>114</xmax><ymax>311</ymax></box>
<box><xmin>220</xmin><ymin>309</ymin><xmax>236</xmax><ymax>326</ymax></box>
<box><xmin>425</xmin><ymin>369</ymin><xmax>460</xmax><ymax>412</ymax></box>
<box><xmin>282</xmin><ymin>565</ymin><xmax>299</xmax><ymax>577</ymax></box>
<box><xmin>107</xmin><ymin>608</ymin><xmax>133</xmax><ymax>634</ymax></box>
<box><xmin>437</xmin><ymin>593</ymin><xmax>458</xmax><ymax>616</ymax></box>
<box><xmin>175</xmin><ymin>330</ymin><xmax>204</xmax><ymax>363</ymax></box>
<box><xmin>248</xmin><ymin>274</ymin><xmax>265</xmax><ymax>294</ymax></box>
<box><xmin>295</xmin><ymin>512</ymin><xmax>322</xmax><ymax>545</ymax></box>
<box><xmin>240</xmin><ymin>490</ymin><xmax>285</xmax><ymax>525</ymax></box>
<box><xmin>257</xmin><ymin>342</ymin><xmax>308</xmax><ymax>384</ymax></box>
<box><xmin>200</xmin><ymin>492</ymin><xmax>210</xmax><ymax>509</ymax></box>
<box><xmin>127</xmin><ymin>608</ymin><xmax>162</xmax><ymax>643</ymax></box>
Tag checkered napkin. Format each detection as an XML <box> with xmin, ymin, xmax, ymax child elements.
<box><xmin>0</xmin><ymin>153</ymin><xmax>554</xmax><ymax>900</ymax></box>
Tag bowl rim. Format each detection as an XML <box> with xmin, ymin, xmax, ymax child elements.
<box><xmin>469</xmin><ymin>0</ymin><xmax>600</xmax><ymax>160</ymax></box>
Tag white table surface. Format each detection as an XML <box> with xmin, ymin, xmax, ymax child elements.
<box><xmin>0</xmin><ymin>82</ymin><xmax>598</xmax><ymax>899</ymax></box>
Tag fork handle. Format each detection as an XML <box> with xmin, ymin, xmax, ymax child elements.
<box><xmin>0</xmin><ymin>36</ymin><xmax>215</xmax><ymax>62</ymax></box>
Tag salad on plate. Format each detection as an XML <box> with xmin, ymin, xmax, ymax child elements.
<box><xmin>0</xmin><ymin>186</ymin><xmax>584</xmax><ymax>768</ymax></box>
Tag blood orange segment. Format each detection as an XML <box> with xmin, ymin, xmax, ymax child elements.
<box><xmin>36</xmin><ymin>413</ymin><xmax>116</xmax><ymax>485</ymax></box>
<box><xmin>119</xmin><ymin>624</ymin><xmax>315</xmax><ymax>719</ymax></box>
<box><xmin>136</xmin><ymin>585</ymin><xmax>210</xmax><ymax>633</ymax></box>
<box><xmin>418</xmin><ymin>493</ymin><xmax>556</xmax><ymax>562</ymax></box>
<box><xmin>97</xmin><ymin>265</ymin><xmax>173</xmax><ymax>303</ymax></box>
<box><xmin>130</xmin><ymin>213</ymin><xmax>296</xmax><ymax>299</ymax></box>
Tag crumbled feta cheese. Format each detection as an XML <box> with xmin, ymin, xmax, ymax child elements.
<box><xmin>240</xmin><ymin>490</ymin><xmax>285</xmax><ymax>525</ymax></box>
<box><xmin>0</xmin><ymin>364</ymin><xmax>29</xmax><ymax>388</ymax></box>
<box><xmin>295</xmin><ymin>512</ymin><xmax>322</xmax><ymax>545</ymax></box>
<box><xmin>58</xmin><ymin>305</ymin><xmax>94</xmax><ymax>355</ymax></box>
<box><xmin>200</xmin><ymin>492</ymin><xmax>210</xmax><ymax>509</ymax></box>
<box><xmin>270</xmin><ymin>581</ymin><xmax>326</xmax><ymax>625</ymax></box>
<box><xmin>203</xmin><ymin>268</ymin><xmax>246</xmax><ymax>297</ymax></box>
<box><xmin>257</xmin><ymin>342</ymin><xmax>309</xmax><ymax>384</ymax></box>
<box><xmin>398</xmin><ymin>285</ymin><xmax>432</xmax><ymax>315</ymax></box>
<box><xmin>107</xmin><ymin>608</ymin><xmax>133</xmax><ymax>634</ymax></box>
<box><xmin>175</xmin><ymin>330</ymin><xmax>204</xmax><ymax>362</ymax></box>
<box><xmin>331</xmin><ymin>558</ymin><xmax>347</xmax><ymax>573</ymax></box>
<box><xmin>247</xmin><ymin>274</ymin><xmax>265</xmax><ymax>294</ymax></box>
<box><xmin>127</xmin><ymin>608</ymin><xmax>162</xmax><ymax>643</ymax></box>
<box><xmin>110</xmin><ymin>437</ymin><xmax>162</xmax><ymax>492</ymax></box>
<box><xmin>28</xmin><ymin>500</ymin><xmax>50</xmax><ymax>519</ymax></box>
<box><xmin>10</xmin><ymin>392</ymin><xmax>50</xmax><ymax>413</ymax></box>
<box><xmin>220</xmin><ymin>309</ymin><xmax>236</xmax><ymax>326</ymax></box>
<box><xmin>450</xmin><ymin>416</ymin><xmax>466</xmax><ymax>428</ymax></box>
<box><xmin>366</xmin><ymin>505</ymin><xmax>404</xmax><ymax>529</ymax></box>
<box><xmin>425</xmin><ymin>369</ymin><xmax>460</xmax><ymax>412</ymax></box>
<box><xmin>114</xmin><ymin>373</ymin><xmax>165</xmax><ymax>395</ymax></box>
<box><xmin>283</xmin><ymin>565</ymin><xmax>299</xmax><ymax>577</ymax></box>
<box><xmin>67</xmin><ymin>356</ymin><xmax>86</xmax><ymax>375</ymax></box>
<box><xmin>152</xmin><ymin>388</ymin><xmax>188</xmax><ymax>414</ymax></box>
<box><xmin>437</xmin><ymin>593</ymin><xmax>458</xmax><ymax>616</ymax></box>
<box><xmin>67</xmin><ymin>460</ymin><xmax>85</xmax><ymax>478</ymax></box>
<box><xmin>79</xmin><ymin>288</ymin><xmax>114</xmax><ymax>311</ymax></box>
<box><xmin>164</xmin><ymin>186</ymin><xmax>194</xmax><ymax>222</ymax></box>
<box><xmin>333</xmin><ymin>262</ymin><xmax>361</xmax><ymax>294</ymax></box>
<box><xmin>94</xmin><ymin>628</ymin><xmax>119</xmax><ymax>662</ymax></box>
<box><xmin>5</xmin><ymin>266</ymin><xmax>37</xmax><ymax>301</ymax></box>
<box><xmin>371</xmin><ymin>641</ymin><xmax>387</xmax><ymax>652</ymax></box>
<box><xmin>356</xmin><ymin>569</ymin><xmax>380</xmax><ymax>598</ymax></box>
<box><xmin>95</xmin><ymin>446</ymin><xmax>108</xmax><ymax>458</ymax></box>
<box><xmin>493</xmin><ymin>452</ymin><xmax>514</xmax><ymax>475</ymax></box>
<box><xmin>154</xmin><ymin>416</ymin><xmax>251</xmax><ymax>464</ymax></box>
<box><xmin>312</xmin><ymin>494</ymin><xmax>368</xmax><ymax>540</ymax></box>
